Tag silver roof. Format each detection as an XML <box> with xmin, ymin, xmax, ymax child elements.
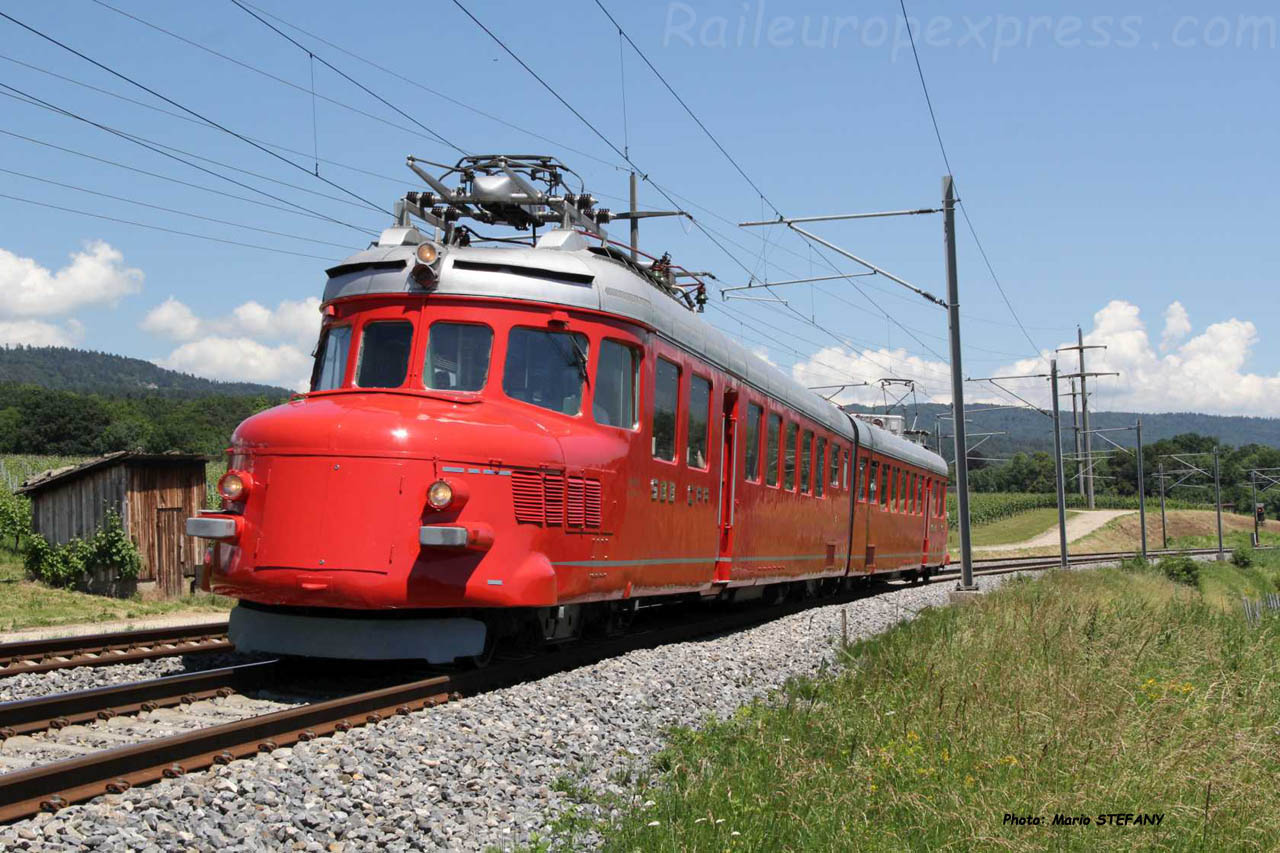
<box><xmin>322</xmin><ymin>229</ymin><xmax>946</xmax><ymax>474</ymax></box>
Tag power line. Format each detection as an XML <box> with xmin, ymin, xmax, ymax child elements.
<box><xmin>0</xmin><ymin>190</ymin><xmax>336</xmax><ymax>260</ymax></box>
<box><xmin>230</xmin><ymin>0</ymin><xmax>626</xmax><ymax>171</ymax></box>
<box><xmin>0</xmin><ymin>166</ymin><xmax>357</xmax><ymax>250</ymax></box>
<box><xmin>228</xmin><ymin>0</ymin><xmax>465</xmax><ymax>155</ymax></box>
<box><xmin>2</xmin><ymin>85</ymin><xmax>380</xmax><ymax>214</ymax></box>
<box><xmin>895</xmin><ymin>0</ymin><xmax>1044</xmax><ymax>364</ymax></box>
<box><xmin>86</xmin><ymin>1</ymin><xmax>469</xmax><ymax>158</ymax></box>
<box><xmin>594</xmin><ymin>0</ymin><xmax>781</xmax><ymax>216</ymax></box>
<box><xmin>0</xmin><ymin>83</ymin><xmax>377</xmax><ymax>234</ymax></box>
<box><xmin>586</xmin><ymin>6</ymin><xmax>959</xmax><ymax>374</ymax></box>
<box><xmin>0</xmin><ymin>52</ymin><xmax>411</xmax><ymax>190</ymax></box>
<box><xmin>0</xmin><ymin>8</ymin><xmax>390</xmax><ymax>215</ymax></box>
<box><xmin>0</xmin><ymin>125</ymin><xmax>376</xmax><ymax>233</ymax></box>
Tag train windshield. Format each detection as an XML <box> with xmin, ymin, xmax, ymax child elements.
<box><xmin>424</xmin><ymin>322</ymin><xmax>492</xmax><ymax>391</ymax></box>
<box><xmin>310</xmin><ymin>325</ymin><xmax>351</xmax><ymax>391</ymax></box>
<box><xmin>355</xmin><ymin>321</ymin><xmax>414</xmax><ymax>388</ymax></box>
<box><xmin>503</xmin><ymin>327</ymin><xmax>589</xmax><ymax>414</ymax></box>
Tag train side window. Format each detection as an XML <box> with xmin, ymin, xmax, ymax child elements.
<box><xmin>744</xmin><ymin>403</ymin><xmax>763</xmax><ymax>482</ymax></box>
<box><xmin>595</xmin><ymin>339</ymin><xmax>639</xmax><ymax>429</ymax></box>
<box><xmin>908</xmin><ymin>472</ymin><xmax>916</xmax><ymax>514</ymax></box>
<box><xmin>868</xmin><ymin>459</ymin><xmax>879</xmax><ymax>503</ymax></box>
<box><xmin>424</xmin><ymin>322</ymin><xmax>492</xmax><ymax>391</ymax></box>
<box><xmin>687</xmin><ymin>375</ymin><xmax>712</xmax><ymax>469</ymax></box>
<box><xmin>831</xmin><ymin>444</ymin><xmax>841</xmax><ymax>488</ymax></box>
<box><xmin>652</xmin><ymin>357</ymin><xmax>680</xmax><ymax>461</ymax></box>
<box><xmin>766</xmin><ymin>413</ymin><xmax>781</xmax><ymax>486</ymax></box>
<box><xmin>879</xmin><ymin>462</ymin><xmax>890</xmax><ymax>507</ymax></box>
<box><xmin>784</xmin><ymin>422</ymin><xmax>798</xmax><ymax>490</ymax></box>
<box><xmin>800</xmin><ymin>431</ymin><xmax>813</xmax><ymax>494</ymax></box>
<box><xmin>504</xmin><ymin>327</ymin><xmax>589</xmax><ymax>414</ymax></box>
<box><xmin>310</xmin><ymin>324</ymin><xmax>351</xmax><ymax>391</ymax></box>
<box><xmin>815</xmin><ymin>438</ymin><xmax>826</xmax><ymax>498</ymax></box>
<box><xmin>857</xmin><ymin>456</ymin><xmax>869</xmax><ymax>502</ymax></box>
<box><xmin>355</xmin><ymin>320</ymin><xmax>414</xmax><ymax>388</ymax></box>
<box><xmin>917</xmin><ymin>475</ymin><xmax>924</xmax><ymax>515</ymax></box>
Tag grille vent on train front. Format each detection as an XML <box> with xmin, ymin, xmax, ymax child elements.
<box><xmin>511</xmin><ymin>469</ymin><xmax>601</xmax><ymax>528</ymax></box>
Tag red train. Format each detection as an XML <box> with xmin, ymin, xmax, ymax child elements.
<box><xmin>187</xmin><ymin>156</ymin><xmax>949</xmax><ymax>663</ymax></box>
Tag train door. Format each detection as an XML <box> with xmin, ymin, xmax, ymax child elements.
<box><xmin>716</xmin><ymin>389</ymin><xmax>739</xmax><ymax>580</ymax></box>
<box><xmin>920</xmin><ymin>475</ymin><xmax>932</xmax><ymax>566</ymax></box>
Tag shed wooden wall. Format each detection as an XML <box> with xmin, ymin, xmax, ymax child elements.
<box><xmin>30</xmin><ymin>466</ymin><xmax>128</xmax><ymax>548</ymax></box>
<box><xmin>127</xmin><ymin>463</ymin><xmax>206</xmax><ymax>585</ymax></box>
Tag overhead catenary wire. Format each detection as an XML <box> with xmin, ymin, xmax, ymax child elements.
<box><xmin>0</xmin><ymin>125</ymin><xmax>378</xmax><ymax>234</ymax></box>
<box><xmin>228</xmin><ymin>0</ymin><xmax>627</xmax><ymax>171</ymax></box>
<box><xmin>85</xmin><ymin>1</ymin><xmax>471</xmax><ymax>158</ymax></box>
<box><xmin>584</xmin><ymin>5</ymin><xmax>964</xmax><ymax>375</ymax></box>
<box><xmin>0</xmin><ymin>166</ymin><xmax>359</xmax><ymax>250</ymax></box>
<box><xmin>0</xmin><ymin>83</ymin><xmax>378</xmax><ymax>235</ymax></box>
<box><xmin>0</xmin><ymin>190</ymin><xmax>337</xmax><ymax>261</ymax></box>
<box><xmin>0</xmin><ymin>8</ymin><xmax>391</xmax><ymax>215</ymax></box>
<box><xmin>895</xmin><ymin>0</ymin><xmax>1045</xmax><ymax>365</ymax></box>
<box><xmin>0</xmin><ymin>53</ymin><xmax>415</xmax><ymax>190</ymax></box>
<box><xmin>1</xmin><ymin>86</ymin><xmax>384</xmax><ymax>214</ymax></box>
<box><xmin>228</xmin><ymin>0</ymin><xmax>465</xmax><ymax>155</ymax></box>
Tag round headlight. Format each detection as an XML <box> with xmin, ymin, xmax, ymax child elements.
<box><xmin>415</xmin><ymin>242</ymin><xmax>439</xmax><ymax>265</ymax></box>
<box><xmin>427</xmin><ymin>479</ymin><xmax>454</xmax><ymax>510</ymax></box>
<box><xmin>218</xmin><ymin>470</ymin><xmax>250</xmax><ymax>502</ymax></box>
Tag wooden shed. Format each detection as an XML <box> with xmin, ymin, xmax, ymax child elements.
<box><xmin>18</xmin><ymin>452</ymin><xmax>208</xmax><ymax>598</ymax></box>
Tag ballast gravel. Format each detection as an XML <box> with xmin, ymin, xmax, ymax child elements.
<box><xmin>0</xmin><ymin>572</ymin><xmax>1040</xmax><ymax>851</ymax></box>
<box><xmin>0</xmin><ymin>652</ymin><xmax>260</xmax><ymax>705</ymax></box>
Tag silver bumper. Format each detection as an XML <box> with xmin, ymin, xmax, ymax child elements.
<box><xmin>228</xmin><ymin>605</ymin><xmax>486</xmax><ymax>663</ymax></box>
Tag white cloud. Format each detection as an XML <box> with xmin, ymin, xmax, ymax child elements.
<box><xmin>141</xmin><ymin>296</ymin><xmax>321</xmax><ymax>349</ymax></box>
<box><xmin>0</xmin><ymin>319</ymin><xmax>83</xmax><ymax>347</ymax></box>
<box><xmin>790</xmin><ymin>299</ymin><xmax>1280</xmax><ymax>416</ymax></box>
<box><xmin>140</xmin><ymin>297</ymin><xmax>201</xmax><ymax>341</ymax></box>
<box><xmin>0</xmin><ymin>241</ymin><xmax>142</xmax><ymax>318</ymax></box>
<box><xmin>1160</xmin><ymin>301</ymin><xmax>1191</xmax><ymax>351</ymax></box>
<box><xmin>159</xmin><ymin>336</ymin><xmax>313</xmax><ymax>391</ymax></box>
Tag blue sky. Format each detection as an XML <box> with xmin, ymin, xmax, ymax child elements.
<box><xmin>0</xmin><ymin>1</ymin><xmax>1276</xmax><ymax>413</ymax></box>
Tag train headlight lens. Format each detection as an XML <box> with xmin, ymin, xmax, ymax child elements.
<box><xmin>427</xmin><ymin>479</ymin><xmax>454</xmax><ymax>510</ymax></box>
<box><xmin>415</xmin><ymin>242</ymin><xmax>439</xmax><ymax>265</ymax></box>
<box><xmin>218</xmin><ymin>470</ymin><xmax>251</xmax><ymax>502</ymax></box>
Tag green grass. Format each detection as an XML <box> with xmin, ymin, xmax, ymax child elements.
<box><xmin>969</xmin><ymin>507</ymin><xmax>1079</xmax><ymax>547</ymax></box>
<box><xmin>574</xmin><ymin>567</ymin><xmax>1280</xmax><ymax>852</ymax></box>
<box><xmin>0</xmin><ymin>549</ymin><xmax>230</xmax><ymax>632</ymax></box>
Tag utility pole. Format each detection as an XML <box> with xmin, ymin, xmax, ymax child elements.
<box><xmin>1070</xmin><ymin>379</ymin><xmax>1084</xmax><ymax>497</ymax></box>
<box><xmin>1213</xmin><ymin>447</ymin><xmax>1224</xmax><ymax>561</ymax></box>
<box><xmin>1077</xmin><ymin>328</ymin><xmax>1094</xmax><ymax>508</ymax></box>
<box><xmin>628</xmin><ymin>171</ymin><xmax>639</xmax><ymax>260</ymax></box>
<box><xmin>1050</xmin><ymin>360</ymin><xmax>1069</xmax><ymax>568</ymax></box>
<box><xmin>1251</xmin><ymin>471</ymin><xmax>1259</xmax><ymax>548</ymax></box>
<box><xmin>944</xmin><ymin>176</ymin><xmax>976</xmax><ymax>591</ymax></box>
<box><xmin>1158</xmin><ymin>461</ymin><xmax>1167</xmax><ymax>549</ymax></box>
<box><xmin>736</xmin><ymin>183</ymin><xmax>966</xmax><ymax>587</ymax></box>
<box><xmin>1136</xmin><ymin>418</ymin><xmax>1147</xmax><ymax>561</ymax></box>
<box><xmin>1057</xmin><ymin>335</ymin><xmax>1114</xmax><ymax>510</ymax></box>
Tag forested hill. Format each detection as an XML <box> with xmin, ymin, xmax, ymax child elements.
<box><xmin>843</xmin><ymin>403</ymin><xmax>1280</xmax><ymax>454</ymax></box>
<box><xmin>0</xmin><ymin>346</ymin><xmax>292</xmax><ymax>397</ymax></box>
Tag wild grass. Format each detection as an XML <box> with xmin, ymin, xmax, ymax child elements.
<box><xmin>0</xmin><ymin>549</ymin><xmax>230</xmax><ymax>632</ymax></box>
<box><xmin>969</xmin><ymin>507</ymin><xmax>1079</xmax><ymax>548</ymax></box>
<box><xmin>586</xmin><ymin>567</ymin><xmax>1280</xmax><ymax>851</ymax></box>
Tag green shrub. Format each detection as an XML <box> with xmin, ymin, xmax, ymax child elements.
<box><xmin>1156</xmin><ymin>554</ymin><xmax>1201</xmax><ymax>586</ymax></box>
<box><xmin>0</xmin><ymin>489</ymin><xmax>31</xmax><ymax>549</ymax></box>
<box><xmin>1231</xmin><ymin>546</ymin><xmax>1255</xmax><ymax>568</ymax></box>
<box><xmin>23</xmin><ymin>509</ymin><xmax>141</xmax><ymax>588</ymax></box>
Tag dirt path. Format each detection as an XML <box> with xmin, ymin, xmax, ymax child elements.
<box><xmin>973</xmin><ymin>509</ymin><xmax>1134</xmax><ymax>552</ymax></box>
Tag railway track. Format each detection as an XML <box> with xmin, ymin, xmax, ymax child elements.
<box><xmin>0</xmin><ymin>545</ymin><xmax>1237</xmax><ymax>823</ymax></box>
<box><xmin>0</xmin><ymin>622</ymin><xmax>231</xmax><ymax>679</ymax></box>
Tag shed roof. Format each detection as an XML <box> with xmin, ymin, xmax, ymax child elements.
<box><xmin>17</xmin><ymin>451</ymin><xmax>209</xmax><ymax>497</ymax></box>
